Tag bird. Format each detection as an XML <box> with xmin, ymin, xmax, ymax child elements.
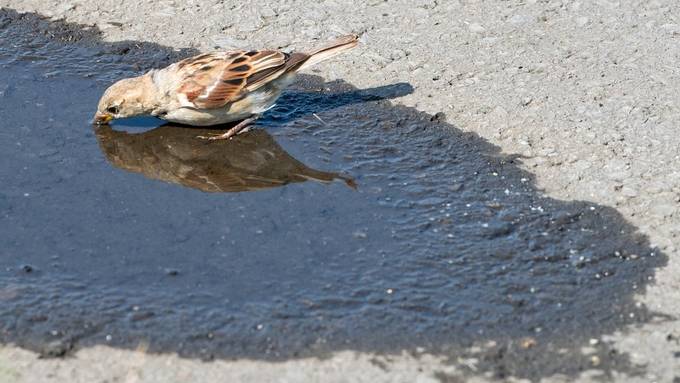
<box><xmin>93</xmin><ymin>34</ymin><xmax>359</xmax><ymax>140</ymax></box>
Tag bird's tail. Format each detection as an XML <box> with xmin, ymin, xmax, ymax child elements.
<box><xmin>296</xmin><ymin>34</ymin><xmax>359</xmax><ymax>71</ymax></box>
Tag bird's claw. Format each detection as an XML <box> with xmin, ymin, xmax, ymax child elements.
<box><xmin>196</xmin><ymin>117</ymin><xmax>256</xmax><ymax>141</ymax></box>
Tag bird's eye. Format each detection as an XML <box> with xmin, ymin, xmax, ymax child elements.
<box><xmin>106</xmin><ymin>106</ymin><xmax>119</xmax><ymax>114</ymax></box>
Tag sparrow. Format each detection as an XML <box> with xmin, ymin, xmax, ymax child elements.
<box><xmin>93</xmin><ymin>34</ymin><xmax>359</xmax><ymax>140</ymax></box>
<box><xmin>94</xmin><ymin>124</ymin><xmax>356</xmax><ymax>192</ymax></box>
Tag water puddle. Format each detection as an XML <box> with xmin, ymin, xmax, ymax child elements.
<box><xmin>0</xmin><ymin>9</ymin><xmax>667</xmax><ymax>380</ymax></box>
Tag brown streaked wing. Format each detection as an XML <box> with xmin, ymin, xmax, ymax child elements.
<box><xmin>176</xmin><ymin>50</ymin><xmax>289</xmax><ymax>109</ymax></box>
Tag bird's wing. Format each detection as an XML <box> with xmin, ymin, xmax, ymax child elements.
<box><xmin>174</xmin><ymin>50</ymin><xmax>308</xmax><ymax>109</ymax></box>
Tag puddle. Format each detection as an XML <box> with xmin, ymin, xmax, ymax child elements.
<box><xmin>0</xmin><ymin>10</ymin><xmax>668</xmax><ymax>380</ymax></box>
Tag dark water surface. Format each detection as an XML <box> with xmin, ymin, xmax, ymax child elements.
<box><xmin>0</xmin><ymin>10</ymin><xmax>667</xmax><ymax>380</ymax></box>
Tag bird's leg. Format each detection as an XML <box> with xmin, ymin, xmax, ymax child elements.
<box><xmin>198</xmin><ymin>115</ymin><xmax>258</xmax><ymax>141</ymax></box>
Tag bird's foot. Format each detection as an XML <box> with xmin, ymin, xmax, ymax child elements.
<box><xmin>197</xmin><ymin>116</ymin><xmax>258</xmax><ymax>141</ymax></box>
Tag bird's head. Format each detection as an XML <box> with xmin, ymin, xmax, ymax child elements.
<box><xmin>93</xmin><ymin>75</ymin><xmax>155</xmax><ymax>124</ymax></box>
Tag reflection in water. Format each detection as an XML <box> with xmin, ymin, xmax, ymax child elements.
<box><xmin>94</xmin><ymin>124</ymin><xmax>355</xmax><ymax>192</ymax></box>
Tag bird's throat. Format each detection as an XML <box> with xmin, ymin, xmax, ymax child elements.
<box><xmin>138</xmin><ymin>72</ymin><xmax>163</xmax><ymax>113</ymax></box>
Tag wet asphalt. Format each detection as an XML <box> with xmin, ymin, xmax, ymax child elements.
<box><xmin>0</xmin><ymin>9</ymin><xmax>667</xmax><ymax>381</ymax></box>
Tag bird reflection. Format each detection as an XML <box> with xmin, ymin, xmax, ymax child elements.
<box><xmin>94</xmin><ymin>124</ymin><xmax>355</xmax><ymax>193</ymax></box>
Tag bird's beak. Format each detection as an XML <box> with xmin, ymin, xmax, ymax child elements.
<box><xmin>93</xmin><ymin>112</ymin><xmax>113</xmax><ymax>125</ymax></box>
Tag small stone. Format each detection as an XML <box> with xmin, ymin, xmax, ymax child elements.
<box><xmin>590</xmin><ymin>355</ymin><xmax>601</xmax><ymax>366</ymax></box>
<box><xmin>353</xmin><ymin>231</ymin><xmax>367</xmax><ymax>239</ymax></box>
<box><xmin>620</xmin><ymin>186</ymin><xmax>638</xmax><ymax>197</ymax></box>
<box><xmin>430</xmin><ymin>111</ymin><xmax>446</xmax><ymax>123</ymax></box>
<box><xmin>20</xmin><ymin>264</ymin><xmax>33</xmax><ymax>273</ymax></box>
<box><xmin>41</xmin><ymin>339</ymin><xmax>73</xmax><ymax>357</ymax></box>
<box><xmin>449</xmin><ymin>183</ymin><xmax>463</xmax><ymax>192</ymax></box>
<box><xmin>165</xmin><ymin>268</ymin><xmax>180</xmax><ymax>276</ymax></box>
<box><xmin>521</xmin><ymin>337</ymin><xmax>537</xmax><ymax>349</ymax></box>
<box><xmin>468</xmin><ymin>23</ymin><xmax>485</xmax><ymax>33</ymax></box>
<box><xmin>509</xmin><ymin>14</ymin><xmax>531</xmax><ymax>24</ymax></box>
